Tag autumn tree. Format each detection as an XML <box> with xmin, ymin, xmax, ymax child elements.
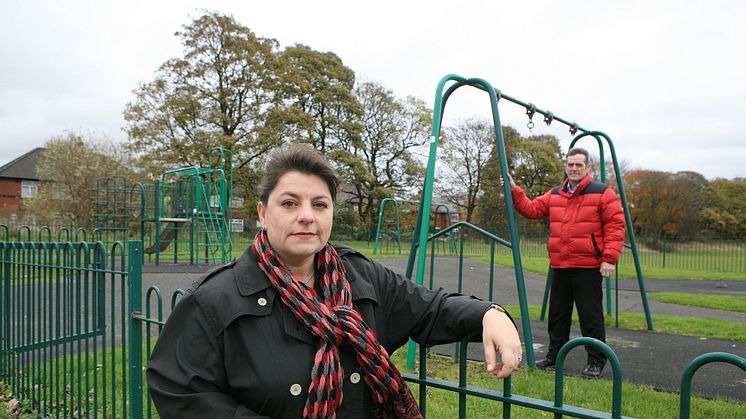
<box><xmin>476</xmin><ymin>127</ymin><xmax>563</xmax><ymax>237</ymax></box>
<box><xmin>670</xmin><ymin>171</ymin><xmax>708</xmax><ymax>237</ymax></box>
<box><xmin>623</xmin><ymin>169</ymin><xmax>701</xmax><ymax>246</ymax></box>
<box><xmin>26</xmin><ymin>132</ymin><xmax>134</xmax><ymax>226</ymax></box>
<box><xmin>330</xmin><ymin>81</ymin><xmax>431</xmax><ymax>227</ymax></box>
<box><xmin>272</xmin><ymin>44</ymin><xmax>362</xmax><ymax>153</ymax></box>
<box><xmin>123</xmin><ymin>12</ymin><xmax>281</xmax><ymax>200</ymax></box>
<box><xmin>700</xmin><ymin>178</ymin><xmax>746</xmax><ymax>239</ymax></box>
<box><xmin>436</xmin><ymin>118</ymin><xmax>495</xmax><ymax>223</ymax></box>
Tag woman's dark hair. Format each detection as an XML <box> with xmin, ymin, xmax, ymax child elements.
<box><xmin>259</xmin><ymin>142</ymin><xmax>339</xmax><ymax>204</ymax></box>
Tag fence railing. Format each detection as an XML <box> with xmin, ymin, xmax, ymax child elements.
<box><xmin>2</xmin><ymin>239</ymin><xmax>745</xmax><ymax>418</ymax></box>
<box><xmin>3</xmin><ymin>223</ymin><xmax>743</xmax><ymax>274</ymax></box>
<box><xmin>373</xmin><ymin>231</ymin><xmax>746</xmax><ymax>274</ymax></box>
<box><xmin>0</xmin><ymin>240</ymin><xmax>137</xmax><ymax>417</ymax></box>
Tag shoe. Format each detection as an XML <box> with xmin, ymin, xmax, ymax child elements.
<box><xmin>581</xmin><ymin>364</ymin><xmax>604</xmax><ymax>379</ymax></box>
<box><xmin>535</xmin><ymin>357</ymin><xmax>556</xmax><ymax>370</ymax></box>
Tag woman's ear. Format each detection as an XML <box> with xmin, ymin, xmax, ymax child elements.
<box><xmin>257</xmin><ymin>201</ymin><xmax>266</xmax><ymax>227</ymax></box>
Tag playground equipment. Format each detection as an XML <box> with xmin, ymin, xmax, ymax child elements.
<box><xmin>404</xmin><ymin>74</ymin><xmax>652</xmax><ymax>369</ymax></box>
<box><xmin>92</xmin><ymin>147</ymin><xmax>235</xmax><ymax>265</ymax></box>
<box><xmin>148</xmin><ymin>147</ymin><xmax>234</xmax><ymax>265</ymax></box>
<box><xmin>94</xmin><ymin>176</ymin><xmax>142</xmax><ymax>246</ymax></box>
<box><xmin>372</xmin><ymin>197</ymin><xmax>457</xmax><ymax>255</ymax></box>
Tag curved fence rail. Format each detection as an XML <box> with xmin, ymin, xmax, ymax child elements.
<box><xmin>0</xmin><ymin>240</ymin><xmax>136</xmax><ymax>417</ymax></box>
<box><xmin>403</xmin><ymin>336</ymin><xmax>634</xmax><ymax>419</ymax></box>
<box><xmin>679</xmin><ymin>352</ymin><xmax>746</xmax><ymax>419</ymax></box>
<box><xmin>2</xmin><ymin>239</ymin><xmax>744</xmax><ymax>418</ymax></box>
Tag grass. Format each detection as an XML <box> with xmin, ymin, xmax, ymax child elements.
<box><xmin>2</xmin><ymin>316</ymin><xmax>744</xmax><ymax>419</ymax></box>
<box><xmin>391</xmin><ymin>350</ymin><xmax>746</xmax><ymax>419</ymax></box>
<box><xmin>4</xmin><ymin>239</ymin><xmax>745</xmax><ymax>418</ymax></box>
<box><xmin>0</xmin><ymin>339</ymin><xmax>155</xmax><ymax>418</ymax></box>
<box><xmin>5</xmin><ymin>337</ymin><xmax>745</xmax><ymax>419</ymax></box>
<box><xmin>336</xmin><ymin>239</ymin><xmax>746</xmax><ymax>281</ymax></box>
<box><xmin>649</xmin><ymin>292</ymin><xmax>746</xmax><ymax>314</ymax></box>
<box><xmin>504</xmin><ymin>304</ymin><xmax>746</xmax><ymax>342</ymax></box>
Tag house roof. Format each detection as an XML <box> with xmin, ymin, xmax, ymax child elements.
<box><xmin>0</xmin><ymin>147</ymin><xmax>46</xmax><ymax>180</ymax></box>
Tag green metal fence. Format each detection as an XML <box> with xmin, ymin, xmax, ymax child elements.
<box><xmin>2</xmin><ymin>239</ymin><xmax>745</xmax><ymax>418</ymax></box>
<box><xmin>0</xmin><ymin>240</ymin><xmax>140</xmax><ymax>417</ymax></box>
<box><xmin>1</xmin><ymin>222</ymin><xmax>743</xmax><ymax>275</ymax></box>
<box><xmin>371</xmin><ymin>231</ymin><xmax>746</xmax><ymax>275</ymax></box>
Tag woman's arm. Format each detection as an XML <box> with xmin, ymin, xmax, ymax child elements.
<box><xmin>362</xmin><ymin>257</ymin><xmax>521</xmax><ymax>377</ymax></box>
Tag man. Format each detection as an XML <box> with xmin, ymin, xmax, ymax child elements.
<box><xmin>507</xmin><ymin>147</ymin><xmax>625</xmax><ymax>378</ymax></box>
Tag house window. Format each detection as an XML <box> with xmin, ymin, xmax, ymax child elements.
<box><xmin>21</xmin><ymin>181</ymin><xmax>38</xmax><ymax>198</ymax></box>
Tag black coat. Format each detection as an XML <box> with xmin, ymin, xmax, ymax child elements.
<box><xmin>146</xmin><ymin>244</ymin><xmax>495</xmax><ymax>418</ymax></box>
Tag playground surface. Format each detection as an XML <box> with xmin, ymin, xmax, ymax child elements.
<box><xmin>141</xmin><ymin>255</ymin><xmax>746</xmax><ymax>404</ymax></box>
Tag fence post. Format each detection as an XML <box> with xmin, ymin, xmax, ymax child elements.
<box><xmin>128</xmin><ymin>241</ymin><xmax>144</xmax><ymax>419</ymax></box>
<box><xmin>0</xmin><ymin>243</ymin><xmax>7</xmax><ymax>376</ymax></box>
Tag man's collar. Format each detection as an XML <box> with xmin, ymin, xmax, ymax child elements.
<box><xmin>562</xmin><ymin>174</ymin><xmax>591</xmax><ymax>195</ymax></box>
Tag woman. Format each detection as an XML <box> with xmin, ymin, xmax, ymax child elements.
<box><xmin>147</xmin><ymin>143</ymin><xmax>522</xmax><ymax>418</ymax></box>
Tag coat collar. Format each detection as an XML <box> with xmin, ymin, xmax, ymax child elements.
<box><xmin>232</xmin><ymin>244</ymin><xmax>379</xmax><ymax>305</ymax></box>
<box><xmin>231</xmin><ymin>244</ymin><xmax>380</xmax><ymax>345</ymax></box>
<box><xmin>560</xmin><ymin>174</ymin><xmax>592</xmax><ymax>197</ymax></box>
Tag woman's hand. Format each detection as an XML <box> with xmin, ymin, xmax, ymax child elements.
<box><xmin>482</xmin><ymin>307</ymin><xmax>522</xmax><ymax>378</ymax></box>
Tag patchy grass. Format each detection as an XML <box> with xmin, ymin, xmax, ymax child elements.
<box><xmin>649</xmin><ymin>292</ymin><xmax>746</xmax><ymax>313</ymax></box>
<box><xmin>392</xmin><ymin>350</ymin><xmax>746</xmax><ymax>418</ymax></box>
<box><xmin>337</xmin><ymin>239</ymin><xmax>746</xmax><ymax>281</ymax></box>
<box><xmin>504</xmin><ymin>304</ymin><xmax>746</xmax><ymax>342</ymax></box>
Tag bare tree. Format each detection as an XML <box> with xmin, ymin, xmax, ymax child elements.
<box><xmin>330</xmin><ymin>81</ymin><xmax>431</xmax><ymax>226</ymax></box>
<box><xmin>27</xmin><ymin>132</ymin><xmax>134</xmax><ymax>226</ymax></box>
<box><xmin>437</xmin><ymin>118</ymin><xmax>495</xmax><ymax>223</ymax></box>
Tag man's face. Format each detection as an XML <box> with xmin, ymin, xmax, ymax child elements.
<box><xmin>565</xmin><ymin>154</ymin><xmax>590</xmax><ymax>184</ymax></box>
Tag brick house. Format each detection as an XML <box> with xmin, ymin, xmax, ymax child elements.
<box><xmin>0</xmin><ymin>147</ymin><xmax>46</xmax><ymax>221</ymax></box>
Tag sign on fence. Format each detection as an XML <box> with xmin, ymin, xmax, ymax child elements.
<box><xmin>231</xmin><ymin>218</ymin><xmax>244</xmax><ymax>233</ymax></box>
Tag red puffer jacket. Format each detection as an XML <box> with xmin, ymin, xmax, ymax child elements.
<box><xmin>511</xmin><ymin>174</ymin><xmax>625</xmax><ymax>269</ymax></box>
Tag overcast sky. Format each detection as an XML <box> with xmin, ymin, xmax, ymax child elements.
<box><xmin>1</xmin><ymin>0</ymin><xmax>745</xmax><ymax>179</ymax></box>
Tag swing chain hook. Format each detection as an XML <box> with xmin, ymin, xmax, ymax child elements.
<box><xmin>569</xmin><ymin>123</ymin><xmax>579</xmax><ymax>136</ymax></box>
<box><xmin>526</xmin><ymin>103</ymin><xmax>536</xmax><ymax>131</ymax></box>
<box><xmin>544</xmin><ymin>111</ymin><xmax>554</xmax><ymax>126</ymax></box>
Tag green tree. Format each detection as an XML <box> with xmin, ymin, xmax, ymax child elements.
<box><xmin>26</xmin><ymin>132</ymin><xmax>134</xmax><ymax>226</ymax></box>
<box><xmin>272</xmin><ymin>44</ymin><xmax>362</xmax><ymax>153</ymax></box>
<box><xmin>123</xmin><ymin>12</ymin><xmax>281</xmax><ymax>198</ymax></box>
<box><xmin>437</xmin><ymin>118</ymin><xmax>495</xmax><ymax>223</ymax></box>
<box><xmin>476</xmin><ymin>127</ymin><xmax>563</xmax><ymax>237</ymax></box>
<box><xmin>700</xmin><ymin>178</ymin><xmax>746</xmax><ymax>239</ymax></box>
<box><xmin>330</xmin><ymin>81</ymin><xmax>431</xmax><ymax>227</ymax></box>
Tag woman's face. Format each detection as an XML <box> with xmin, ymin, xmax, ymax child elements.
<box><xmin>257</xmin><ymin>171</ymin><xmax>333</xmax><ymax>267</ymax></box>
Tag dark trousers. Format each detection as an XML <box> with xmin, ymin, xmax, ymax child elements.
<box><xmin>546</xmin><ymin>268</ymin><xmax>606</xmax><ymax>367</ymax></box>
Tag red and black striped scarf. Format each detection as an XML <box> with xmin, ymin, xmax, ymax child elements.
<box><xmin>252</xmin><ymin>229</ymin><xmax>421</xmax><ymax>419</ymax></box>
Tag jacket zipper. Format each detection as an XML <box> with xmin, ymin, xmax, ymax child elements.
<box><xmin>591</xmin><ymin>233</ymin><xmax>602</xmax><ymax>257</ymax></box>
